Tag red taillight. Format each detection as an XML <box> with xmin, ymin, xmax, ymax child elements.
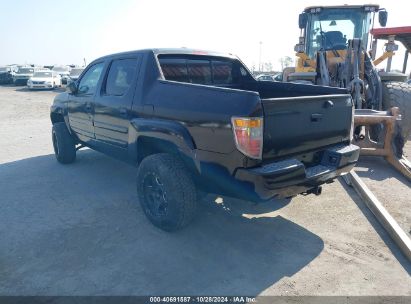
<box><xmin>231</xmin><ymin>117</ymin><xmax>263</xmax><ymax>159</ymax></box>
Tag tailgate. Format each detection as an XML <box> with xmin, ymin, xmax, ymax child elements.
<box><xmin>262</xmin><ymin>94</ymin><xmax>353</xmax><ymax>160</ymax></box>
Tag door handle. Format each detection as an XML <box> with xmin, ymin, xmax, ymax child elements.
<box><xmin>85</xmin><ymin>103</ymin><xmax>92</xmax><ymax>111</ymax></box>
<box><xmin>311</xmin><ymin>113</ymin><xmax>323</xmax><ymax>122</ymax></box>
<box><xmin>323</xmin><ymin>100</ymin><xmax>334</xmax><ymax>108</ymax></box>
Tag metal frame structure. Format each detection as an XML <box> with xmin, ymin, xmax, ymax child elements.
<box><xmin>353</xmin><ymin>107</ymin><xmax>411</xmax><ymax>181</ymax></box>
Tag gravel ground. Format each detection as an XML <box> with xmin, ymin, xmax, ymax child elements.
<box><xmin>355</xmin><ymin>137</ymin><xmax>411</xmax><ymax>237</ymax></box>
<box><xmin>0</xmin><ymin>85</ymin><xmax>410</xmax><ymax>296</ymax></box>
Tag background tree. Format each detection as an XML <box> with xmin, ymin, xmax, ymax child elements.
<box><xmin>279</xmin><ymin>56</ymin><xmax>294</xmax><ymax>70</ymax></box>
<box><xmin>264</xmin><ymin>62</ymin><xmax>273</xmax><ymax>72</ymax></box>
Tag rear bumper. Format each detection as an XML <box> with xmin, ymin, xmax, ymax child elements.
<box><xmin>13</xmin><ymin>78</ymin><xmax>29</xmax><ymax>85</ymax></box>
<box><xmin>233</xmin><ymin>144</ymin><xmax>360</xmax><ymax>201</ymax></box>
<box><xmin>0</xmin><ymin>75</ymin><xmax>13</xmax><ymax>84</ymax></box>
<box><xmin>29</xmin><ymin>84</ymin><xmax>54</xmax><ymax>89</ymax></box>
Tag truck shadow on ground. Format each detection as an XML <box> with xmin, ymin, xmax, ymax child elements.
<box><xmin>0</xmin><ymin>150</ymin><xmax>324</xmax><ymax>295</ymax></box>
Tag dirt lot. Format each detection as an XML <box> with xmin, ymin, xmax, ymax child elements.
<box><xmin>355</xmin><ymin>155</ymin><xmax>411</xmax><ymax>237</ymax></box>
<box><xmin>0</xmin><ymin>85</ymin><xmax>410</xmax><ymax>296</ymax></box>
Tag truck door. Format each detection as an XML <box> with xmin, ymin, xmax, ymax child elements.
<box><xmin>93</xmin><ymin>56</ymin><xmax>141</xmax><ymax>158</ymax></box>
<box><xmin>67</xmin><ymin>62</ymin><xmax>105</xmax><ymax>143</ymax></box>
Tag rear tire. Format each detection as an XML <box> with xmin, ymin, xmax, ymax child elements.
<box><xmin>136</xmin><ymin>153</ymin><xmax>197</xmax><ymax>231</ymax></box>
<box><xmin>382</xmin><ymin>81</ymin><xmax>411</xmax><ymax>155</ymax></box>
<box><xmin>52</xmin><ymin>122</ymin><xmax>76</xmax><ymax>164</ymax></box>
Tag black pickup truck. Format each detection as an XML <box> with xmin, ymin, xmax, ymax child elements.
<box><xmin>50</xmin><ymin>48</ymin><xmax>359</xmax><ymax>231</ymax></box>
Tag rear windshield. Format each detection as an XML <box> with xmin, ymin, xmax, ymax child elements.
<box><xmin>17</xmin><ymin>68</ymin><xmax>34</xmax><ymax>74</ymax></box>
<box><xmin>158</xmin><ymin>54</ymin><xmax>250</xmax><ymax>85</ymax></box>
<box><xmin>53</xmin><ymin>66</ymin><xmax>69</xmax><ymax>72</ymax></box>
<box><xmin>70</xmin><ymin>68</ymin><xmax>84</xmax><ymax>76</ymax></box>
<box><xmin>33</xmin><ymin>71</ymin><xmax>52</xmax><ymax>77</ymax></box>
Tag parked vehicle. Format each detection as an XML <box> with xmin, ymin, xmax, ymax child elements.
<box><xmin>52</xmin><ymin>66</ymin><xmax>70</xmax><ymax>84</ymax></box>
<box><xmin>50</xmin><ymin>48</ymin><xmax>359</xmax><ymax>231</ymax></box>
<box><xmin>273</xmin><ymin>73</ymin><xmax>283</xmax><ymax>81</ymax></box>
<box><xmin>256</xmin><ymin>74</ymin><xmax>274</xmax><ymax>81</ymax></box>
<box><xmin>66</xmin><ymin>67</ymin><xmax>84</xmax><ymax>85</ymax></box>
<box><xmin>13</xmin><ymin>67</ymin><xmax>35</xmax><ymax>85</ymax></box>
<box><xmin>0</xmin><ymin>66</ymin><xmax>14</xmax><ymax>84</ymax></box>
<box><xmin>27</xmin><ymin>70</ymin><xmax>62</xmax><ymax>89</ymax></box>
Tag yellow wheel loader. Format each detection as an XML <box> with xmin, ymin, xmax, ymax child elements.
<box><xmin>285</xmin><ymin>4</ymin><xmax>411</xmax><ymax>180</ymax></box>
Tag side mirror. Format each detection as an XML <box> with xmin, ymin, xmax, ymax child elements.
<box><xmin>379</xmin><ymin>10</ymin><xmax>388</xmax><ymax>27</ymax></box>
<box><xmin>67</xmin><ymin>81</ymin><xmax>77</xmax><ymax>94</ymax></box>
<box><xmin>298</xmin><ymin>13</ymin><xmax>308</xmax><ymax>29</ymax></box>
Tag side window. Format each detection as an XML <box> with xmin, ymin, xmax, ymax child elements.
<box><xmin>187</xmin><ymin>60</ymin><xmax>211</xmax><ymax>85</ymax></box>
<box><xmin>78</xmin><ymin>63</ymin><xmax>104</xmax><ymax>95</ymax></box>
<box><xmin>104</xmin><ymin>58</ymin><xmax>138</xmax><ymax>96</ymax></box>
<box><xmin>159</xmin><ymin>58</ymin><xmax>189</xmax><ymax>83</ymax></box>
<box><xmin>212</xmin><ymin>60</ymin><xmax>233</xmax><ymax>84</ymax></box>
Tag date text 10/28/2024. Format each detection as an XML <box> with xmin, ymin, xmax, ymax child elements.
<box><xmin>149</xmin><ymin>297</ymin><xmax>257</xmax><ymax>303</ymax></box>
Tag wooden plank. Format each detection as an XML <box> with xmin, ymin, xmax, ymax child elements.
<box><xmin>347</xmin><ymin>171</ymin><xmax>411</xmax><ymax>262</ymax></box>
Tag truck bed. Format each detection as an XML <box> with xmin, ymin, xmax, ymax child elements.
<box><xmin>156</xmin><ymin>56</ymin><xmax>353</xmax><ymax>162</ymax></box>
<box><xmin>234</xmin><ymin>81</ymin><xmax>353</xmax><ymax>160</ymax></box>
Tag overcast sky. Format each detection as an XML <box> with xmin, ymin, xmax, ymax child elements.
<box><xmin>1</xmin><ymin>0</ymin><xmax>410</xmax><ymax>72</ymax></box>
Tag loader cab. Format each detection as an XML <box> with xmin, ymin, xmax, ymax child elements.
<box><xmin>298</xmin><ymin>5</ymin><xmax>387</xmax><ymax>59</ymax></box>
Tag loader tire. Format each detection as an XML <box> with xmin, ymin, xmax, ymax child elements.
<box><xmin>382</xmin><ymin>81</ymin><xmax>411</xmax><ymax>156</ymax></box>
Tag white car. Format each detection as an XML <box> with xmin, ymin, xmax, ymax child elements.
<box><xmin>66</xmin><ymin>67</ymin><xmax>84</xmax><ymax>85</ymax></box>
<box><xmin>52</xmin><ymin>66</ymin><xmax>70</xmax><ymax>84</ymax></box>
<box><xmin>27</xmin><ymin>71</ymin><xmax>62</xmax><ymax>89</ymax></box>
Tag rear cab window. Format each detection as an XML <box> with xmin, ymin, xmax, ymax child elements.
<box><xmin>158</xmin><ymin>54</ymin><xmax>251</xmax><ymax>86</ymax></box>
<box><xmin>103</xmin><ymin>58</ymin><xmax>139</xmax><ymax>96</ymax></box>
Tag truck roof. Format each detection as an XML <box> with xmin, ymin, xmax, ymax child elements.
<box><xmin>304</xmin><ymin>4</ymin><xmax>380</xmax><ymax>12</ymax></box>
<box><xmin>95</xmin><ymin>48</ymin><xmax>237</xmax><ymax>62</ymax></box>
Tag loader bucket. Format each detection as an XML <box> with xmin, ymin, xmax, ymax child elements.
<box><xmin>353</xmin><ymin>107</ymin><xmax>411</xmax><ymax>181</ymax></box>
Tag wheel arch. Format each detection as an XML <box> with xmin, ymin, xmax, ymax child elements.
<box><xmin>130</xmin><ymin>118</ymin><xmax>200</xmax><ymax>174</ymax></box>
<box><xmin>50</xmin><ymin>112</ymin><xmax>65</xmax><ymax>124</ymax></box>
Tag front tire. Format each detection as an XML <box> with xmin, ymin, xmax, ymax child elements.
<box><xmin>137</xmin><ymin>153</ymin><xmax>198</xmax><ymax>231</ymax></box>
<box><xmin>52</xmin><ymin>122</ymin><xmax>76</xmax><ymax>164</ymax></box>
